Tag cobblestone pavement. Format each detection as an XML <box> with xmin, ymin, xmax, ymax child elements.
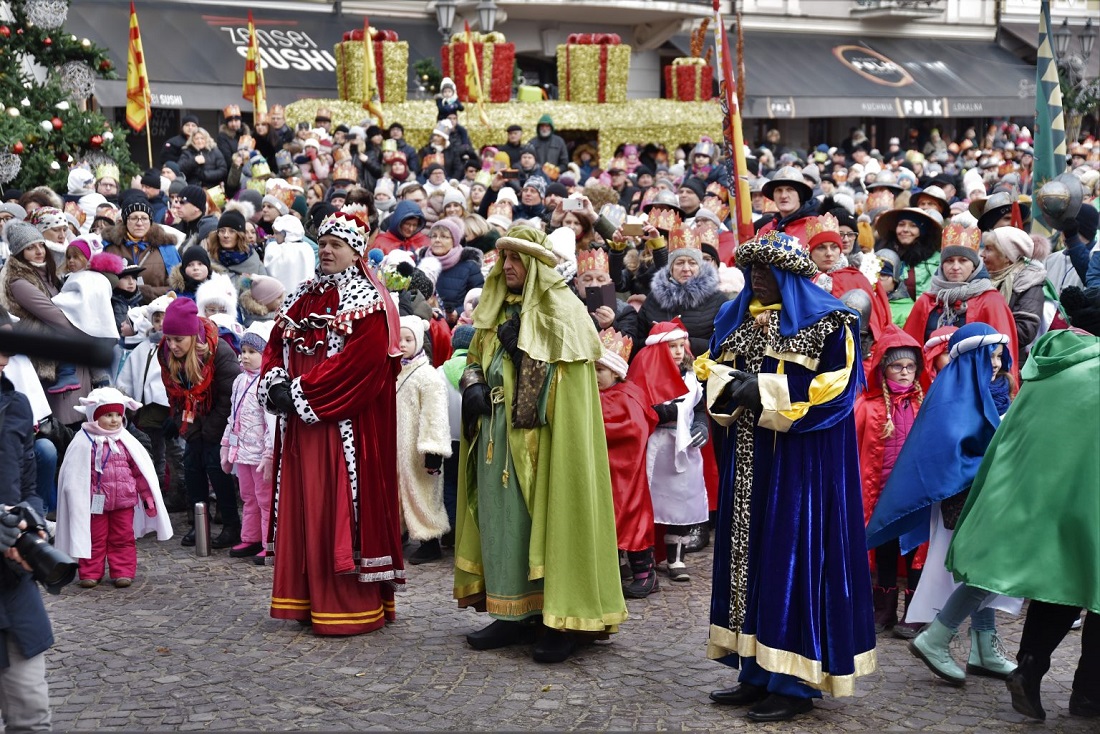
<box><xmin>43</xmin><ymin>515</ymin><xmax>1093</xmax><ymax>732</ymax></box>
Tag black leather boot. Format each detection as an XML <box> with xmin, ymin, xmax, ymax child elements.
<box><xmin>466</xmin><ymin>619</ymin><xmax>538</xmax><ymax>650</ymax></box>
<box><xmin>1006</xmin><ymin>652</ymin><xmax>1050</xmax><ymax>721</ymax></box>
<box><xmin>211</xmin><ymin>524</ymin><xmax>241</xmax><ymax>549</ymax></box>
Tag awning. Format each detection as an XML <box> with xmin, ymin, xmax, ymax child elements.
<box><xmin>65</xmin><ymin>1</ymin><xmax>440</xmax><ymax>111</ymax></box>
<box><xmin>671</xmin><ymin>31</ymin><xmax>1036</xmax><ymax>119</ymax></box>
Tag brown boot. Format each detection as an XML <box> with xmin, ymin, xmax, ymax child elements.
<box><xmin>873</xmin><ymin>586</ymin><xmax>899</xmax><ymax>634</ymax></box>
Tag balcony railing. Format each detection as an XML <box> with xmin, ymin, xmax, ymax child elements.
<box><xmin>850</xmin><ymin>0</ymin><xmax>946</xmax><ymax>19</ymax></box>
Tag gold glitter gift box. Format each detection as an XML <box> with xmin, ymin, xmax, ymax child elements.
<box><xmin>334</xmin><ymin>27</ymin><xmax>408</xmax><ymax>104</ymax></box>
<box><xmin>556</xmin><ymin>33</ymin><xmax>631</xmax><ymax>104</ymax></box>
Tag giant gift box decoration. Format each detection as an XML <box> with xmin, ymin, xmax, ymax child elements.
<box><xmin>441</xmin><ymin>32</ymin><xmax>515</xmax><ymax>103</ymax></box>
<box><xmin>556</xmin><ymin>34</ymin><xmax>631</xmax><ymax>104</ymax></box>
<box><xmin>664</xmin><ymin>57</ymin><xmax>713</xmax><ymax>102</ymax></box>
<box><xmin>335</xmin><ymin>27</ymin><xmax>409</xmax><ymax>104</ymax></box>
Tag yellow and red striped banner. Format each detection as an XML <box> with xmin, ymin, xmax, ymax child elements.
<box><xmin>242</xmin><ymin>10</ymin><xmax>268</xmax><ymax>120</ymax></box>
<box><xmin>125</xmin><ymin>2</ymin><xmax>151</xmax><ymax>132</ymax></box>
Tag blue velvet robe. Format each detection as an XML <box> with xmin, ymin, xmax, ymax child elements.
<box><xmin>706</xmin><ymin>287</ymin><xmax>876</xmax><ymax>697</ymax></box>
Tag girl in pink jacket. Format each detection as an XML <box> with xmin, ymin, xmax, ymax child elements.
<box><xmin>221</xmin><ymin>321</ymin><xmax>276</xmax><ymax>563</ymax></box>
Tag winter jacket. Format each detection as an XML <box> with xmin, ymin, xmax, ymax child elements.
<box><xmin>159</xmin><ymin>134</ymin><xmax>189</xmax><ymax>167</ymax></box>
<box><xmin>416</xmin><ymin>144</ymin><xmax>468</xmax><ymax>182</ymax></box>
<box><xmin>216</xmin><ymin>123</ymin><xmax>252</xmax><ymax>169</ymax></box>
<box><xmin>0</xmin><ymin>375</ymin><xmax>53</xmax><ymax>664</ymax></box>
<box><xmin>528</xmin><ymin>130</ymin><xmax>569</xmax><ymax>170</ymax></box>
<box><xmin>374</xmin><ymin>201</ymin><xmax>429</xmax><ymax>255</ymax></box>
<box><xmin>116</xmin><ymin>339</ymin><xmax>169</xmax><ymax>412</ymax></box>
<box><xmin>1000</xmin><ymin>262</ymin><xmax>1047</xmax><ymax>350</ymax></box>
<box><xmin>103</xmin><ymin>220</ymin><xmax>182</xmax><ymax>304</ymax></box>
<box><xmin>111</xmin><ymin>289</ymin><xmax>144</xmax><ymax>336</ymax></box>
<box><xmin>424</xmin><ymin>248</ymin><xmax>484</xmax><ymax>314</ymax></box>
<box><xmin>214</xmin><ymin>248</ymin><xmax>268</xmax><ymax>296</ymax></box>
<box><xmin>395</xmin><ymin>353</ymin><xmax>452</xmax><ymax>541</ymax></box>
<box><xmin>610</xmin><ymin>242</ymin><xmax>669</xmax><ymax>295</ymax></box>
<box><xmin>179</xmin><ymin>146</ymin><xmax>229</xmax><ymax>187</ymax></box>
<box><xmin>85</xmin><ymin>435</ymin><xmax>154</xmax><ymax>512</ymax></box>
<box><xmin>162</xmin><ymin>336</ymin><xmax>241</xmax><ymax>446</ymax></box>
<box><xmin>221</xmin><ymin>369</ymin><xmax>274</xmax><ymax>466</ymax></box>
<box><xmin>638</xmin><ymin>265</ymin><xmax>728</xmax><ymax>358</ymax></box>
<box><xmin>147</xmin><ymin>192</ymin><xmax>169</xmax><ymax>225</ymax></box>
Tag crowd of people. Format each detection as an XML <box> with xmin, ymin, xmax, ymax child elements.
<box><xmin>0</xmin><ymin>102</ymin><xmax>1097</xmax><ymax>728</ymax></box>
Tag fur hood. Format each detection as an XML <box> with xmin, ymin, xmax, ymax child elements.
<box><xmin>105</xmin><ymin>220</ymin><xmax>180</xmax><ymax>249</ymax></box>
<box><xmin>238</xmin><ymin>274</ymin><xmax>276</xmax><ymax>317</ymax></box>
<box><xmin>1</xmin><ymin>255</ymin><xmax>56</xmax><ymax>321</ymax></box>
<box><xmin>168</xmin><ymin>260</ymin><xmax>227</xmax><ymax>294</ymax></box>
<box><xmin>647</xmin><ymin>263</ymin><xmax>721</xmax><ymax>312</ymax></box>
<box><xmin>219</xmin><ymin>122</ymin><xmax>252</xmax><ymax>139</ymax></box>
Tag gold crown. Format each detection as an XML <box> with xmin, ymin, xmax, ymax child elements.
<box><xmin>866</xmin><ymin>189</ymin><xmax>896</xmax><ymax>212</ymax></box>
<box><xmin>541</xmin><ymin>162</ymin><xmax>560</xmax><ymax>181</ymax></box>
<box><xmin>805</xmin><ymin>212</ymin><xmax>840</xmax><ymax>241</ymax></box>
<box><xmin>692</xmin><ymin>219</ymin><xmax>719</xmax><ymax>247</ymax></box>
<box><xmin>206</xmin><ymin>184</ymin><xmax>226</xmax><ymax>209</ymax></box>
<box><xmin>577</xmin><ymin>247</ymin><xmax>609</xmax><ymax>274</ymax></box>
<box><xmin>640</xmin><ymin>187</ymin><xmax>659</xmax><ymax>209</ymax></box>
<box><xmin>421</xmin><ymin>152</ymin><xmax>445</xmax><ymax>170</ymax></box>
<box><xmin>941</xmin><ymin>222</ymin><xmax>981</xmax><ymax>251</ymax></box>
<box><xmin>648</xmin><ymin>206</ymin><xmax>682</xmax><ymax>232</ymax></box>
<box><xmin>669</xmin><ymin>222</ymin><xmax>701</xmax><ymax>250</ymax></box>
<box><xmin>332</xmin><ymin>161</ymin><xmax>358</xmax><ymax>183</ymax></box>
<box><xmin>95</xmin><ymin>163</ymin><xmax>120</xmax><ymax>182</ymax></box>
<box><xmin>487</xmin><ymin>201</ymin><xmax>513</xmax><ymax>220</ymax></box>
<box><xmin>705</xmin><ymin>181</ymin><xmax>728</xmax><ymax>203</ymax></box>
<box><xmin>700</xmin><ymin>197</ymin><xmax>729</xmax><ymax>222</ymax></box>
<box><xmin>599</xmin><ymin>327</ymin><xmax>632</xmax><ymax>362</ymax></box>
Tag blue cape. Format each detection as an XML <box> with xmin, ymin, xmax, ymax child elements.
<box><xmin>865</xmin><ymin>321</ymin><xmax>1010</xmax><ymax>552</ymax></box>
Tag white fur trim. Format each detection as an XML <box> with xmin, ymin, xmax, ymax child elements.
<box><xmin>645</xmin><ymin>328</ymin><xmax>688</xmax><ymax>346</ymax></box>
<box><xmin>948</xmin><ymin>332</ymin><xmax>1009</xmax><ymax>360</ymax></box>
<box><xmin>597</xmin><ymin>352</ymin><xmax>629</xmax><ymax>380</ymax></box>
<box><xmin>289</xmin><ymin>376</ymin><xmax>320</xmax><ymax>425</ymax></box>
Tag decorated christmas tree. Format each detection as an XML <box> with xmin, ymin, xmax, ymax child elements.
<box><xmin>0</xmin><ymin>0</ymin><xmax>134</xmax><ymax>191</ymax></box>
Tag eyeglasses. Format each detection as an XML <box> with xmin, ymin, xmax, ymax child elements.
<box><xmin>885</xmin><ymin>363</ymin><xmax>917</xmax><ymax>374</ymax></box>
<box><xmin>315</xmin><ymin>117</ymin><xmax>331</xmax><ymax>123</ymax></box>
<box><xmin>217</xmin><ymin>227</ymin><xmax>239</xmax><ymax>236</ymax></box>
<box><xmin>127</xmin><ymin>215</ymin><xmax>150</xmax><ymax>223</ymax></box>
<box><xmin>839</xmin><ymin>231</ymin><xmax>858</xmax><ymax>241</ymax></box>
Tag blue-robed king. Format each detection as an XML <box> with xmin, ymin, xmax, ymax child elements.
<box><xmin>694</xmin><ymin>230</ymin><xmax>876</xmax><ymax>722</ymax></box>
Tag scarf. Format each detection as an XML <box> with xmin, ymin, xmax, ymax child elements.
<box><xmin>218</xmin><ymin>247</ymin><xmax>252</xmax><ymax>268</ymax></box>
<box><xmin>990</xmin><ymin>260</ymin><xmax>1047</xmax><ymax>301</ymax></box>
<box><xmin>886</xmin><ymin>378</ymin><xmax>918</xmax><ymax>408</ymax></box>
<box><xmin>990</xmin><ymin>374</ymin><xmax>1011</xmax><ymax>415</ymax></box>
<box><xmin>159</xmin><ymin>317</ymin><xmax>220</xmax><ymax>425</ymax></box>
<box><xmin>81</xmin><ymin>421</ymin><xmax>125</xmax><ymax>474</ymax></box>
<box><xmin>400</xmin><ymin>348</ymin><xmax>424</xmax><ymax>367</ymax></box>
<box><xmin>124</xmin><ymin>237</ymin><xmax>182</xmax><ymax>276</ymax></box>
<box><xmin>434</xmin><ymin>245</ymin><xmax>463</xmax><ymax>270</ymax></box>
<box><xmin>927</xmin><ymin>271</ymin><xmax>995</xmax><ymax>329</ymax></box>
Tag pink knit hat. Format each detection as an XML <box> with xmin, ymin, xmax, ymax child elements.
<box><xmin>431</xmin><ymin>216</ymin><xmax>465</xmax><ymax>247</ymax></box>
<box><xmin>161</xmin><ymin>297</ymin><xmax>201</xmax><ymax>337</ymax></box>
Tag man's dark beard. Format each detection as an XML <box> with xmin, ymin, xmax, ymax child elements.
<box><xmin>507</xmin><ymin>284</ymin><xmax>523</xmax><ymax>294</ymax></box>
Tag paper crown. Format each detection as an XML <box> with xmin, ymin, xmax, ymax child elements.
<box><xmin>668</xmin><ymin>222</ymin><xmax>701</xmax><ymax>250</ymax></box>
<box><xmin>95</xmin><ymin>163</ymin><xmax>120</xmax><ymax>182</ymax></box>
<box><xmin>700</xmin><ymin>196</ymin><xmax>729</xmax><ymax>223</ymax></box>
<box><xmin>421</xmin><ymin>152</ymin><xmax>445</xmax><ymax>170</ymax></box>
<box><xmin>599</xmin><ymin>327</ymin><xmax>632</xmax><ymax>362</ymax></box>
<box><xmin>63</xmin><ymin>200</ymin><xmax>86</xmax><ymax>226</ymax></box>
<box><xmin>639</xmin><ymin>186</ymin><xmax>660</xmax><ymax>210</ymax></box>
<box><xmin>577</xmin><ymin>247</ymin><xmax>609</xmax><ymax>275</ymax></box>
<box><xmin>331</xmin><ymin>147</ymin><xmax>351</xmax><ymax>163</ymax></box>
<box><xmin>541</xmin><ymin>162</ymin><xmax>560</xmax><ymax>181</ymax></box>
<box><xmin>866</xmin><ymin>188</ymin><xmax>896</xmax><ymax>212</ymax></box>
<box><xmin>250</xmin><ymin>157</ymin><xmax>271</xmax><ymax>179</ymax></box>
<box><xmin>599</xmin><ymin>204</ymin><xmax>627</xmax><ymax>228</ymax></box>
<box><xmin>285</xmin><ymin>175</ymin><xmax>305</xmax><ymax>191</ymax></box>
<box><xmin>648</xmin><ymin>206</ymin><xmax>682</xmax><ymax>233</ymax></box>
<box><xmin>270</xmin><ymin>104</ymin><xmax>286</xmax><ymax>115</ymax></box>
<box><xmin>705</xmin><ymin>181</ymin><xmax>729</xmax><ymax>203</ymax></box>
<box><xmin>474</xmin><ymin>170</ymin><xmax>493</xmax><ymax>188</ymax></box>
<box><xmin>805</xmin><ymin>212</ymin><xmax>842</xmax><ymax>248</ymax></box>
<box><xmin>486</xmin><ymin>200</ymin><xmax>513</xmax><ymax>220</ymax></box>
<box><xmin>223</xmin><ymin>104</ymin><xmax>241</xmax><ymax>118</ymax></box>
<box><xmin>273</xmin><ymin>186</ymin><xmax>296</xmax><ymax>209</ymax></box>
<box><xmin>206</xmin><ymin>184</ymin><xmax>226</xmax><ymax>210</ymax></box>
<box><xmin>693</xmin><ymin>218</ymin><xmax>719</xmax><ymax>247</ymax></box>
<box><xmin>332</xmin><ymin>160</ymin><xmax>358</xmax><ymax>183</ymax></box>
<box><xmin>940</xmin><ymin>223</ymin><xmax>981</xmax><ymax>252</ymax></box>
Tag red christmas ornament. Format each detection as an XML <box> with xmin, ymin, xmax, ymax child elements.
<box><xmin>90</xmin><ymin>135</ymin><xmax>103</xmax><ymax>149</ymax></box>
<box><xmin>12</xmin><ymin>141</ymin><xmax>24</xmax><ymax>154</ymax></box>
<box><xmin>0</xmin><ymin>26</ymin><xmax>10</xmax><ymax>38</ymax></box>
<box><xmin>43</xmin><ymin>37</ymin><xmax>51</xmax><ymax>46</ymax></box>
<box><xmin>16</xmin><ymin>28</ymin><xmax>23</xmax><ymax>35</ymax></box>
<box><xmin>99</xmin><ymin>59</ymin><xmax>111</xmax><ymax>72</ymax></box>
<box><xmin>51</xmin><ymin>117</ymin><xmax>62</xmax><ymax>130</ymax></box>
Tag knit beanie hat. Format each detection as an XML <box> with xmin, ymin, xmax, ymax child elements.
<box><xmin>291</xmin><ymin>194</ymin><xmax>308</xmax><ymax>219</ymax></box>
<box><xmin>4</xmin><ymin>221</ymin><xmax>46</xmax><ymax>256</ymax></box>
<box><xmin>986</xmin><ymin>226</ymin><xmax>1034</xmax><ymax>264</ymax></box>
<box><xmin>181</xmin><ymin>245</ymin><xmax>211</xmax><ymax>271</ymax></box>
<box><xmin>399</xmin><ymin>315</ymin><xmax>428</xmax><ymax>354</ymax></box>
<box><xmin>679</xmin><ymin>177</ymin><xmax>707</xmax><ymax>201</ymax></box>
<box><xmin>140</xmin><ymin>168</ymin><xmax>162</xmax><ymax>190</ymax></box>
<box><xmin>442</xmin><ymin>188</ymin><xmax>467</xmax><ymax>210</ymax></box>
<box><xmin>67</xmin><ymin>167</ymin><xmax>96</xmax><ymax>196</ymax></box>
<box><xmin>77</xmin><ymin>387</ymin><xmax>141</xmax><ymax>422</ymax></box>
<box><xmin>882</xmin><ymin>346</ymin><xmax>921</xmax><ymax>368</ymax></box>
<box><xmin>667</xmin><ymin>245</ymin><xmax>703</xmax><ymax>271</ymax></box>
<box><xmin>0</xmin><ymin>202</ymin><xmax>27</xmax><ymax>222</ymax></box>
<box><xmin>67</xmin><ymin>234</ymin><xmax>104</xmax><ymax>262</ymax></box>
<box><xmin>248</xmin><ymin>274</ymin><xmax>286</xmax><ymax>307</ymax></box>
<box><xmin>1074</xmin><ymin>203</ymin><xmax>1098</xmax><ymax>244</ymax></box>
<box><xmin>452</xmin><ymin>324</ymin><xmax>475</xmax><ymax>351</ymax></box>
<box><xmin>179</xmin><ymin>185</ymin><xmax>207</xmax><ymax>212</ymax></box>
<box><xmin>262</xmin><ymin>194</ymin><xmax>290</xmax><ymax>217</ymax></box>
<box><xmin>522</xmin><ymin>176</ymin><xmax>547</xmax><ymax>198</ymax></box>
<box><xmin>161</xmin><ymin>297</ymin><xmax>201</xmax><ymax>336</ymax></box>
<box><xmin>217</xmin><ymin>209</ymin><xmax>247</xmax><ymax>233</ymax></box>
<box><xmin>240</xmin><ymin>320</ymin><xmax>275</xmax><ymax>353</ymax></box>
<box><xmin>431</xmin><ymin>216</ymin><xmax>465</xmax><ymax>247</ymax></box>
<box><xmin>30</xmin><ymin>206</ymin><xmax>66</xmax><ymax>233</ymax></box>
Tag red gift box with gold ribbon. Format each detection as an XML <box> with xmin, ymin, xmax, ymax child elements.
<box><xmin>441</xmin><ymin>31</ymin><xmax>515</xmax><ymax>103</ymax></box>
<box><xmin>335</xmin><ymin>28</ymin><xmax>408</xmax><ymax>103</ymax></box>
<box><xmin>664</xmin><ymin>57</ymin><xmax>713</xmax><ymax>102</ymax></box>
<box><xmin>556</xmin><ymin>33</ymin><xmax>631</xmax><ymax>103</ymax></box>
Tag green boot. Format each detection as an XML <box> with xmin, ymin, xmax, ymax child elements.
<box><xmin>967</xmin><ymin>628</ymin><xmax>1017</xmax><ymax>679</ymax></box>
<box><xmin>909</xmin><ymin>619</ymin><xmax>966</xmax><ymax>686</ymax></box>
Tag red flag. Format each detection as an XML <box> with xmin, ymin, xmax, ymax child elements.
<box><xmin>125</xmin><ymin>2</ymin><xmax>151</xmax><ymax>132</ymax></box>
<box><xmin>242</xmin><ymin>11</ymin><xmax>267</xmax><ymax>120</ymax></box>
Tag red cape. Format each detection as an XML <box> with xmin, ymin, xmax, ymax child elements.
<box><xmin>903</xmin><ymin>289</ymin><xmax>1020</xmax><ymax>382</ymax></box>
<box><xmin>626</xmin><ymin>343</ymin><xmax>688</xmax><ymax>408</ymax></box>
<box><xmin>600</xmin><ymin>380</ymin><xmax>658</xmax><ymax>551</ymax></box>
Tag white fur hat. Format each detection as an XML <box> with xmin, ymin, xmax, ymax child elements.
<box><xmin>399</xmin><ymin>315</ymin><xmax>429</xmax><ymax>354</ymax></box>
<box><xmin>496</xmin><ymin>187</ymin><xmax>519</xmax><ymax>207</ymax></box>
<box><xmin>76</xmin><ymin>387</ymin><xmax>142</xmax><ymax>417</ymax></box>
<box><xmin>195</xmin><ymin>273</ymin><xmax>238</xmax><ymax>318</ymax></box>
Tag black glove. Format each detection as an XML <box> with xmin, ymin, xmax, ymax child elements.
<box><xmin>162</xmin><ymin>416</ymin><xmax>179</xmax><ymax>441</ymax></box>
<box><xmin>267</xmin><ymin>382</ymin><xmax>296</xmax><ymax>414</ymax></box>
<box><xmin>461</xmin><ymin>383</ymin><xmax>492</xmax><ymax>441</ymax></box>
<box><xmin>0</xmin><ymin>513</ymin><xmax>23</xmax><ymax>555</ymax></box>
<box><xmin>728</xmin><ymin>370</ymin><xmax>762</xmax><ymax>414</ymax></box>
<box><xmin>496</xmin><ymin>313</ymin><xmax>522</xmax><ymax>363</ymax></box>
<box><xmin>424</xmin><ymin>453</ymin><xmax>443</xmax><ymax>474</ymax></box>
<box><xmin>652</xmin><ymin>398</ymin><xmax>683</xmax><ymax>424</ymax></box>
<box><xmin>690</xmin><ymin>420</ymin><xmax>709</xmax><ymax>448</ymax></box>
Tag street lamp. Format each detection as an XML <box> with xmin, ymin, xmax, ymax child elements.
<box><xmin>435</xmin><ymin>0</ymin><xmax>456</xmax><ymax>41</ymax></box>
<box><xmin>1052</xmin><ymin>17</ymin><xmax>1099</xmax><ymax>150</ymax></box>
<box><xmin>1081</xmin><ymin>17</ymin><xmax>1095</xmax><ymax>62</ymax></box>
<box><xmin>1054</xmin><ymin>18</ymin><xmax>1072</xmax><ymax>59</ymax></box>
<box><xmin>477</xmin><ymin>0</ymin><xmax>498</xmax><ymax>33</ymax></box>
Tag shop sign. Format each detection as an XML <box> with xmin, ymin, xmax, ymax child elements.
<box><xmin>833</xmin><ymin>45</ymin><xmax>915</xmax><ymax>87</ymax></box>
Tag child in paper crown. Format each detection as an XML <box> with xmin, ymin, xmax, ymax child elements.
<box><xmin>595</xmin><ymin>328</ymin><xmax>660</xmax><ymax>599</ymax></box>
<box><xmin>220</xmin><ymin>321</ymin><xmax>276</xmax><ymax>564</ymax></box>
<box><xmin>627</xmin><ymin>319</ymin><xmax>709</xmax><ymax>584</ymax></box>
<box><xmin>54</xmin><ymin>387</ymin><xmax>172</xmax><ymax>588</ymax></box>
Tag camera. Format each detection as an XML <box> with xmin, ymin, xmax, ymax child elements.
<box><xmin>2</xmin><ymin>504</ymin><xmax>77</xmax><ymax>591</ymax></box>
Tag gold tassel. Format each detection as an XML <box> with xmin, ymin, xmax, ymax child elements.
<box><xmin>485</xmin><ymin>439</ymin><xmax>493</xmax><ymax>463</ymax></box>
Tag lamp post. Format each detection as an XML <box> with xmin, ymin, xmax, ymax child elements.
<box><xmin>435</xmin><ymin>0</ymin><xmax>457</xmax><ymax>41</ymax></box>
<box><xmin>477</xmin><ymin>0</ymin><xmax>498</xmax><ymax>33</ymax></box>
<box><xmin>1052</xmin><ymin>17</ymin><xmax>1099</xmax><ymax>146</ymax></box>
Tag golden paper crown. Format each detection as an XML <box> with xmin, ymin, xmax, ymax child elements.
<box><xmin>700</xmin><ymin>197</ymin><xmax>729</xmax><ymax>222</ymax></box>
<box><xmin>95</xmin><ymin>163</ymin><xmax>120</xmax><ymax>182</ymax></box>
<box><xmin>541</xmin><ymin>162</ymin><xmax>560</xmax><ymax>181</ymax></box>
<box><xmin>599</xmin><ymin>327</ymin><xmax>633</xmax><ymax>362</ymax></box>
<box><xmin>940</xmin><ymin>223</ymin><xmax>981</xmax><ymax>252</ymax></box>
<box><xmin>669</xmin><ymin>222</ymin><xmax>701</xmax><ymax>250</ymax></box>
<box><xmin>693</xmin><ymin>219</ymin><xmax>719</xmax><ymax>247</ymax></box>
<box><xmin>705</xmin><ymin>181</ymin><xmax>728</xmax><ymax>203</ymax></box>
<box><xmin>487</xmin><ymin>201</ymin><xmax>513</xmax><ymax>220</ymax></box>
<box><xmin>649</xmin><ymin>206</ymin><xmax>682</xmax><ymax>233</ymax></box>
<box><xmin>421</xmin><ymin>152</ymin><xmax>445</xmax><ymax>170</ymax></box>
<box><xmin>63</xmin><ymin>200</ymin><xmax>85</xmax><ymax>226</ymax></box>
<box><xmin>640</xmin><ymin>186</ymin><xmax>660</xmax><ymax>209</ymax></box>
<box><xmin>805</xmin><ymin>212</ymin><xmax>843</xmax><ymax>248</ymax></box>
<box><xmin>332</xmin><ymin>161</ymin><xmax>358</xmax><ymax>183</ymax></box>
<box><xmin>866</xmin><ymin>188</ymin><xmax>896</xmax><ymax>212</ymax></box>
<box><xmin>206</xmin><ymin>184</ymin><xmax>226</xmax><ymax>210</ymax></box>
<box><xmin>577</xmin><ymin>247</ymin><xmax>609</xmax><ymax>275</ymax></box>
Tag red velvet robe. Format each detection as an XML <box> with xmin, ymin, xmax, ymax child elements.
<box><xmin>903</xmin><ymin>289</ymin><xmax>1020</xmax><ymax>382</ymax></box>
<box><xmin>261</xmin><ymin>272</ymin><xmax>404</xmax><ymax>636</ymax></box>
<box><xmin>600</xmin><ymin>380</ymin><xmax>658</xmax><ymax>551</ymax></box>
